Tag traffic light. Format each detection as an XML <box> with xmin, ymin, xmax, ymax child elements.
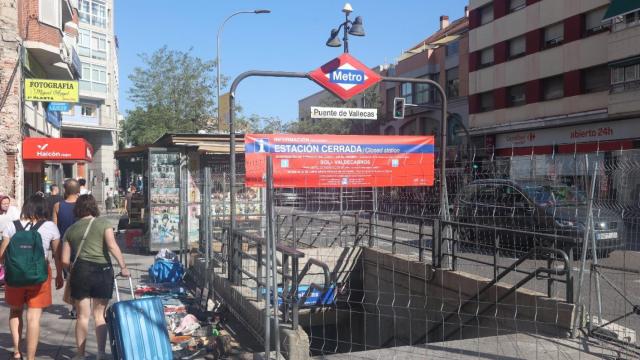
<box><xmin>393</xmin><ymin>97</ymin><xmax>405</xmax><ymax>119</ymax></box>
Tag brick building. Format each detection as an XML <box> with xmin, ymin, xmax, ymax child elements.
<box><xmin>0</xmin><ymin>0</ymin><xmax>83</xmax><ymax>205</ymax></box>
<box><xmin>467</xmin><ymin>0</ymin><xmax>640</xmax><ymax>157</ymax></box>
<box><xmin>380</xmin><ymin>9</ymin><xmax>470</xmax><ymax>152</ymax></box>
<box><xmin>0</xmin><ymin>0</ymin><xmax>22</xmax><ymax>201</ymax></box>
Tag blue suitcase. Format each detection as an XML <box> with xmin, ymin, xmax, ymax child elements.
<box><xmin>107</xmin><ymin>276</ymin><xmax>173</xmax><ymax>359</ymax></box>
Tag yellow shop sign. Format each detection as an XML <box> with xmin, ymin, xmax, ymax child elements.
<box><xmin>24</xmin><ymin>79</ymin><xmax>79</xmax><ymax>102</ymax></box>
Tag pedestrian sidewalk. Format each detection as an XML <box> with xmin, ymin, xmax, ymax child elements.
<box><xmin>0</xmin><ymin>216</ymin><xmax>154</xmax><ymax>359</ymax></box>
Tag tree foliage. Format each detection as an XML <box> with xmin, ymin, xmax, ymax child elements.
<box><xmin>123</xmin><ymin>46</ymin><xmax>220</xmax><ymax>145</ymax></box>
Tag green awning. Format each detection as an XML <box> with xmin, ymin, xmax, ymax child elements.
<box><xmin>602</xmin><ymin>0</ymin><xmax>640</xmax><ymax>22</ymax></box>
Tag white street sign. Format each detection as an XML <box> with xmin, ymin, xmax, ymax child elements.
<box><xmin>310</xmin><ymin>106</ymin><xmax>377</xmax><ymax>120</ymax></box>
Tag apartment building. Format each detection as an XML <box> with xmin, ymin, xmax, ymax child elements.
<box><xmin>380</xmin><ymin>10</ymin><xmax>470</xmax><ymax>153</ymax></box>
<box><xmin>467</xmin><ymin>0</ymin><xmax>640</xmax><ymax>160</ymax></box>
<box><xmin>62</xmin><ymin>0</ymin><xmax>119</xmax><ymax>205</ymax></box>
<box><xmin>1</xmin><ymin>0</ymin><xmax>84</xmax><ymax>204</ymax></box>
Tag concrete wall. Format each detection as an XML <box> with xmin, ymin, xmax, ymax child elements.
<box><xmin>347</xmin><ymin>247</ymin><xmax>575</xmax><ymax>348</ymax></box>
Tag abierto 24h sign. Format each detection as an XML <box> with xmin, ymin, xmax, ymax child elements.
<box><xmin>24</xmin><ymin>79</ymin><xmax>79</xmax><ymax>103</ymax></box>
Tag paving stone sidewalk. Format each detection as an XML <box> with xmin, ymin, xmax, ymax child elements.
<box><xmin>0</xmin><ymin>214</ymin><xmax>154</xmax><ymax>359</ymax></box>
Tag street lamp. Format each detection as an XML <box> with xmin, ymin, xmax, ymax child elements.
<box><xmin>217</xmin><ymin>9</ymin><xmax>271</xmax><ymax>130</ymax></box>
<box><xmin>325</xmin><ymin>3</ymin><xmax>365</xmax><ymax>53</ymax></box>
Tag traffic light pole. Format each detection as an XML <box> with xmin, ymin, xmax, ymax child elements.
<box><xmin>228</xmin><ymin>72</ymin><xmax>449</xmax><ymax>278</ymax></box>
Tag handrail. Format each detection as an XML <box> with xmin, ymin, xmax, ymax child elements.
<box><xmin>421</xmin><ymin>246</ymin><xmax>572</xmax><ymax>343</ymax></box>
<box><xmin>292</xmin><ymin>258</ymin><xmax>333</xmax><ymax>307</ymax></box>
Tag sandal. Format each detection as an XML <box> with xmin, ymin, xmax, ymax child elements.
<box><xmin>11</xmin><ymin>352</ymin><xmax>22</xmax><ymax>359</ymax></box>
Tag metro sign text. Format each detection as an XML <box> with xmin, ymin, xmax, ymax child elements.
<box><xmin>330</xmin><ymin>69</ymin><xmax>365</xmax><ymax>85</ymax></box>
<box><xmin>309</xmin><ymin>53</ymin><xmax>381</xmax><ymax>101</ymax></box>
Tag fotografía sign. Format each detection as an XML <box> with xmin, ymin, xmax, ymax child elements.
<box><xmin>245</xmin><ymin>134</ymin><xmax>435</xmax><ymax>188</ymax></box>
<box><xmin>24</xmin><ymin>79</ymin><xmax>79</xmax><ymax>103</ymax></box>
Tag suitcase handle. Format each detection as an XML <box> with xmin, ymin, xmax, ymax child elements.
<box><xmin>114</xmin><ymin>273</ymin><xmax>135</xmax><ymax>302</ymax></box>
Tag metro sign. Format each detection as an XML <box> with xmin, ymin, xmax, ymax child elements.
<box><xmin>309</xmin><ymin>53</ymin><xmax>381</xmax><ymax>101</ymax></box>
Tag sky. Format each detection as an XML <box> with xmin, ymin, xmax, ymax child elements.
<box><xmin>116</xmin><ymin>0</ymin><xmax>469</xmax><ymax>123</ymax></box>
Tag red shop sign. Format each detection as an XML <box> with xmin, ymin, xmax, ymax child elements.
<box><xmin>23</xmin><ymin>137</ymin><xmax>93</xmax><ymax>161</ymax></box>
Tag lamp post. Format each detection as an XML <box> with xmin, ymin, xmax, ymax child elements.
<box><xmin>326</xmin><ymin>3</ymin><xmax>365</xmax><ymax>53</ymax></box>
<box><xmin>216</xmin><ymin>9</ymin><xmax>271</xmax><ymax>130</ymax></box>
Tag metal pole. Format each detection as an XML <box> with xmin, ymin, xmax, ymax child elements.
<box><xmin>217</xmin><ymin>11</ymin><xmax>264</xmax><ymax>130</ymax></box>
<box><xmin>589</xmin><ymin>163</ymin><xmax>603</xmax><ymax>324</ymax></box>
<box><xmin>203</xmin><ymin>165</ymin><xmax>212</xmax><ymax>270</ymax></box>
<box><xmin>229</xmin><ymin>71</ymin><xmax>311</xmax><ymax>284</ymax></box>
<box><xmin>573</xmin><ymin>156</ymin><xmax>598</xmax><ymax>336</ymax></box>
<box><xmin>266</xmin><ymin>156</ymin><xmax>281</xmax><ymax>358</ymax></box>
<box><xmin>343</xmin><ymin>12</ymin><xmax>349</xmax><ymax>53</ymax></box>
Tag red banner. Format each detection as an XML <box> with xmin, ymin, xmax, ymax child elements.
<box><xmin>23</xmin><ymin>137</ymin><xmax>93</xmax><ymax>161</ymax></box>
<box><xmin>245</xmin><ymin>134</ymin><xmax>435</xmax><ymax>188</ymax></box>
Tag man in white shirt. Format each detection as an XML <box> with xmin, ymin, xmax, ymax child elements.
<box><xmin>78</xmin><ymin>178</ymin><xmax>91</xmax><ymax>195</ymax></box>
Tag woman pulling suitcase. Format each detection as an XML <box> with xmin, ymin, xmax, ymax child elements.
<box><xmin>61</xmin><ymin>195</ymin><xmax>130</xmax><ymax>360</ymax></box>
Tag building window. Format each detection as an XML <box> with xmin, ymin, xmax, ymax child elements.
<box><xmin>401</xmin><ymin>82</ymin><xmax>413</xmax><ymax>104</ymax></box>
<box><xmin>611</xmin><ymin>61</ymin><xmax>640</xmax><ymax>93</ymax></box>
<box><xmin>544</xmin><ymin>22</ymin><xmax>564</xmax><ymax>47</ymax></box>
<box><xmin>543</xmin><ymin>75</ymin><xmax>564</xmax><ymax>100</ymax></box>
<box><xmin>613</xmin><ymin>10</ymin><xmax>640</xmax><ymax>32</ymax></box>
<box><xmin>81</xmin><ymin>104</ymin><xmax>97</xmax><ymax>117</ymax></box>
<box><xmin>508</xmin><ymin>36</ymin><xmax>526</xmax><ymax>58</ymax></box>
<box><xmin>78</xmin><ymin>29</ymin><xmax>107</xmax><ymax>60</ymax></box>
<box><xmin>509</xmin><ymin>0</ymin><xmax>526</xmax><ymax>13</ymax></box>
<box><xmin>80</xmin><ymin>62</ymin><xmax>107</xmax><ymax>93</ymax></box>
<box><xmin>39</xmin><ymin>0</ymin><xmax>61</xmax><ymax>29</ymax></box>
<box><xmin>446</xmin><ymin>41</ymin><xmax>459</xmax><ymax>58</ymax></box>
<box><xmin>584</xmin><ymin>7</ymin><xmax>609</xmax><ymax>35</ymax></box>
<box><xmin>446</xmin><ymin>67</ymin><xmax>459</xmax><ymax>98</ymax></box>
<box><xmin>415</xmin><ymin>78</ymin><xmax>430</xmax><ymax>105</ymax></box>
<box><xmin>508</xmin><ymin>84</ymin><xmax>526</xmax><ymax>106</ymax></box>
<box><xmin>79</xmin><ymin>0</ymin><xmax>106</xmax><ymax>28</ymax></box>
<box><xmin>582</xmin><ymin>65</ymin><xmax>609</xmax><ymax>93</ymax></box>
<box><xmin>480</xmin><ymin>47</ymin><xmax>494</xmax><ymax>67</ymax></box>
<box><xmin>480</xmin><ymin>4</ymin><xmax>494</xmax><ymax>25</ymax></box>
<box><xmin>479</xmin><ymin>92</ymin><xmax>494</xmax><ymax>112</ymax></box>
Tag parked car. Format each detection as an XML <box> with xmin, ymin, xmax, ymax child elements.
<box><xmin>452</xmin><ymin>179</ymin><xmax>625</xmax><ymax>258</ymax></box>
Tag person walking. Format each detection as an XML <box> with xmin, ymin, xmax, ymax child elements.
<box><xmin>61</xmin><ymin>195</ymin><xmax>130</xmax><ymax>360</ymax></box>
<box><xmin>53</xmin><ymin>179</ymin><xmax>81</xmax><ymax>318</ymax></box>
<box><xmin>78</xmin><ymin>179</ymin><xmax>90</xmax><ymax>195</ymax></box>
<box><xmin>0</xmin><ymin>195</ymin><xmax>20</xmax><ymax>237</ymax></box>
<box><xmin>46</xmin><ymin>185</ymin><xmax>63</xmax><ymax>221</ymax></box>
<box><xmin>0</xmin><ymin>194</ymin><xmax>63</xmax><ymax>360</ymax></box>
<box><xmin>105</xmin><ymin>188</ymin><xmax>114</xmax><ymax>214</ymax></box>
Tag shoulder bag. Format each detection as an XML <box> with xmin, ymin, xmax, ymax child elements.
<box><xmin>63</xmin><ymin>217</ymin><xmax>95</xmax><ymax>305</ymax></box>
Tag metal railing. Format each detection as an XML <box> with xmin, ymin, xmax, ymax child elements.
<box><xmin>226</xmin><ymin>227</ymin><xmax>334</xmax><ymax>330</ymax></box>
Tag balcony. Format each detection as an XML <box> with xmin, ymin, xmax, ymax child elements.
<box><xmin>22</xmin><ymin>0</ymin><xmax>79</xmax><ymax>80</ymax></box>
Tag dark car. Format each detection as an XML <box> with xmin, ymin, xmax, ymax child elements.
<box><xmin>452</xmin><ymin>179</ymin><xmax>625</xmax><ymax>258</ymax></box>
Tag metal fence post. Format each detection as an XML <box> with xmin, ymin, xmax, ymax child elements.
<box><xmin>391</xmin><ymin>215</ymin><xmax>397</xmax><ymax>254</ymax></box>
<box><xmin>432</xmin><ymin>219</ymin><xmax>441</xmax><ymax>268</ymax></box>
<box><xmin>419</xmin><ymin>219</ymin><xmax>425</xmax><ymax>262</ymax></box>
<box><xmin>265</xmin><ymin>156</ymin><xmax>281</xmax><ymax>358</ymax></box>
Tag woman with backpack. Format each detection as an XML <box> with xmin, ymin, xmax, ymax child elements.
<box><xmin>0</xmin><ymin>194</ymin><xmax>64</xmax><ymax>360</ymax></box>
<box><xmin>61</xmin><ymin>194</ymin><xmax>130</xmax><ymax>360</ymax></box>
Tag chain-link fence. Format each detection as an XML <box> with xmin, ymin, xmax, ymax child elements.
<box><xmin>197</xmin><ymin>146</ymin><xmax>640</xmax><ymax>359</ymax></box>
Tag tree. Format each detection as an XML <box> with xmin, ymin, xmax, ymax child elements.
<box><xmin>288</xmin><ymin>85</ymin><xmax>382</xmax><ymax>135</ymax></box>
<box><xmin>124</xmin><ymin>46</ymin><xmax>221</xmax><ymax>145</ymax></box>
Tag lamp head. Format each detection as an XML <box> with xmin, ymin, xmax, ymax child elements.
<box><xmin>349</xmin><ymin>16</ymin><xmax>365</xmax><ymax>36</ymax></box>
<box><xmin>326</xmin><ymin>28</ymin><xmax>342</xmax><ymax>47</ymax></box>
<box><xmin>342</xmin><ymin>3</ymin><xmax>353</xmax><ymax>14</ymax></box>
<box><xmin>254</xmin><ymin>9</ymin><xmax>271</xmax><ymax>14</ymax></box>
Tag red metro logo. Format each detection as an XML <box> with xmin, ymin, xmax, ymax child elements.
<box><xmin>309</xmin><ymin>53</ymin><xmax>381</xmax><ymax>101</ymax></box>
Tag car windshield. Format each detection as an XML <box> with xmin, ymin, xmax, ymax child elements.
<box><xmin>522</xmin><ymin>184</ymin><xmax>586</xmax><ymax>205</ymax></box>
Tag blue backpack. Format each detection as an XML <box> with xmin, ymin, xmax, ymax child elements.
<box><xmin>149</xmin><ymin>258</ymin><xmax>184</xmax><ymax>283</ymax></box>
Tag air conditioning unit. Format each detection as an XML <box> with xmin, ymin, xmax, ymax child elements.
<box><xmin>546</xmin><ymin>38</ymin><xmax>563</xmax><ymax>46</ymax></box>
